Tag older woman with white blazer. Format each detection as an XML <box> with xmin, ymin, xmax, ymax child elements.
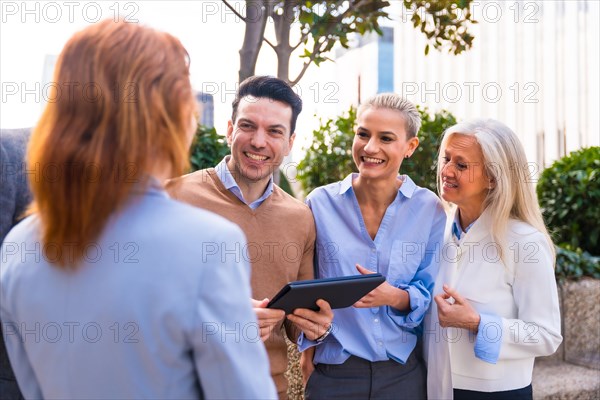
<box><xmin>425</xmin><ymin>119</ymin><xmax>562</xmax><ymax>400</ymax></box>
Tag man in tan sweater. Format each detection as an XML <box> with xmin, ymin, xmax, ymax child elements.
<box><xmin>167</xmin><ymin>76</ymin><xmax>333</xmax><ymax>398</ymax></box>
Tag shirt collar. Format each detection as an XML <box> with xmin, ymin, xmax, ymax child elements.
<box><xmin>338</xmin><ymin>173</ymin><xmax>417</xmax><ymax>199</ymax></box>
<box><xmin>130</xmin><ymin>176</ymin><xmax>168</xmax><ymax>198</ymax></box>
<box><xmin>451</xmin><ymin>209</ymin><xmax>477</xmax><ymax>240</ymax></box>
<box><xmin>214</xmin><ymin>155</ymin><xmax>274</xmax><ymax>204</ymax></box>
<box><xmin>214</xmin><ymin>156</ymin><xmax>238</xmax><ymax>191</ymax></box>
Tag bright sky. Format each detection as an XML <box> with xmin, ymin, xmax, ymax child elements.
<box><xmin>0</xmin><ymin>1</ymin><xmax>310</xmax><ymax>130</ymax></box>
<box><xmin>0</xmin><ymin>0</ymin><xmax>346</xmax><ymax>165</ymax></box>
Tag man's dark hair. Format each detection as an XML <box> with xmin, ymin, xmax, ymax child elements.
<box><xmin>231</xmin><ymin>75</ymin><xmax>302</xmax><ymax>134</ymax></box>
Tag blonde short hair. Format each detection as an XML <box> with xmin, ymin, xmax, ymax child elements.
<box><xmin>358</xmin><ymin>93</ymin><xmax>421</xmax><ymax>138</ymax></box>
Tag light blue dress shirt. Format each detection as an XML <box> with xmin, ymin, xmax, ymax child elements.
<box><xmin>214</xmin><ymin>156</ymin><xmax>274</xmax><ymax>209</ymax></box>
<box><xmin>451</xmin><ymin>210</ymin><xmax>503</xmax><ymax>364</ymax></box>
<box><xmin>451</xmin><ymin>210</ymin><xmax>476</xmax><ymax>240</ymax></box>
<box><xmin>301</xmin><ymin>173</ymin><xmax>446</xmax><ymax>365</ymax></box>
<box><xmin>0</xmin><ymin>183</ymin><xmax>277</xmax><ymax>399</ymax></box>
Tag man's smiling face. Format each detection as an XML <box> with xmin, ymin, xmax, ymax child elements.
<box><xmin>226</xmin><ymin>96</ymin><xmax>295</xmax><ymax>186</ymax></box>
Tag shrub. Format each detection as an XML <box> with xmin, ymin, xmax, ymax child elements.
<box><xmin>296</xmin><ymin>106</ymin><xmax>457</xmax><ymax>194</ymax></box>
<box><xmin>555</xmin><ymin>244</ymin><xmax>600</xmax><ymax>282</ymax></box>
<box><xmin>403</xmin><ymin>108</ymin><xmax>457</xmax><ymax>192</ymax></box>
<box><xmin>278</xmin><ymin>172</ymin><xmax>294</xmax><ymax>196</ymax></box>
<box><xmin>537</xmin><ymin>147</ymin><xmax>600</xmax><ymax>256</ymax></box>
<box><xmin>189</xmin><ymin>124</ymin><xmax>230</xmax><ymax>172</ymax></box>
<box><xmin>296</xmin><ymin>107</ymin><xmax>357</xmax><ymax>194</ymax></box>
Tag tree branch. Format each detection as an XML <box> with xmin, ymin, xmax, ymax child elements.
<box><xmin>291</xmin><ymin>31</ymin><xmax>310</xmax><ymax>51</ymax></box>
<box><xmin>289</xmin><ymin>61</ymin><xmax>312</xmax><ymax>87</ymax></box>
<box><xmin>289</xmin><ymin>40</ymin><xmax>326</xmax><ymax>86</ymax></box>
<box><xmin>222</xmin><ymin>0</ymin><xmax>247</xmax><ymax>22</ymax></box>
<box><xmin>263</xmin><ymin>37</ymin><xmax>277</xmax><ymax>50</ymax></box>
<box><xmin>290</xmin><ymin>1</ymin><xmax>357</xmax><ymax>85</ymax></box>
<box><xmin>291</xmin><ymin>0</ymin><xmax>351</xmax><ymax>50</ymax></box>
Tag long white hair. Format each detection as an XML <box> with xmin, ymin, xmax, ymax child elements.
<box><xmin>437</xmin><ymin>118</ymin><xmax>554</xmax><ymax>261</ymax></box>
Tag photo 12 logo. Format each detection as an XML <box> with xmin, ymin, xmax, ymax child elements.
<box><xmin>200</xmin><ymin>81</ymin><xmax>339</xmax><ymax>104</ymax></box>
<box><xmin>1</xmin><ymin>2</ymin><xmax>140</xmax><ymax>24</ymax></box>
<box><xmin>401</xmin><ymin>81</ymin><xmax>539</xmax><ymax>105</ymax></box>
<box><xmin>3</xmin><ymin>321</ymin><xmax>140</xmax><ymax>344</ymax></box>
<box><xmin>1</xmin><ymin>81</ymin><xmax>139</xmax><ymax>105</ymax></box>
<box><xmin>200</xmin><ymin>1</ymin><xmax>302</xmax><ymax>24</ymax></box>
<box><xmin>401</xmin><ymin>1</ymin><xmax>541</xmax><ymax>25</ymax></box>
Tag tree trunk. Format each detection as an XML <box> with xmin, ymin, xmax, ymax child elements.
<box><xmin>271</xmin><ymin>0</ymin><xmax>296</xmax><ymax>187</ymax></box>
<box><xmin>238</xmin><ymin>0</ymin><xmax>269</xmax><ymax>83</ymax></box>
<box><xmin>272</xmin><ymin>0</ymin><xmax>295</xmax><ymax>84</ymax></box>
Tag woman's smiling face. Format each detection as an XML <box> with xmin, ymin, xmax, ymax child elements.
<box><xmin>439</xmin><ymin>133</ymin><xmax>492</xmax><ymax>213</ymax></box>
<box><xmin>352</xmin><ymin>107</ymin><xmax>419</xmax><ymax>181</ymax></box>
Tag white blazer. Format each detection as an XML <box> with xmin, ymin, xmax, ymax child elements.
<box><xmin>425</xmin><ymin>209</ymin><xmax>562</xmax><ymax>399</ymax></box>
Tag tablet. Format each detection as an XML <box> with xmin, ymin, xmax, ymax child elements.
<box><xmin>266</xmin><ymin>273</ymin><xmax>385</xmax><ymax>314</ymax></box>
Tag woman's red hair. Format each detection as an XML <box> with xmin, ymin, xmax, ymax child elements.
<box><xmin>27</xmin><ymin>19</ymin><xmax>195</xmax><ymax>268</ymax></box>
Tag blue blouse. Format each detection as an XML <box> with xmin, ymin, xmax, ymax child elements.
<box><xmin>301</xmin><ymin>173</ymin><xmax>446</xmax><ymax>365</ymax></box>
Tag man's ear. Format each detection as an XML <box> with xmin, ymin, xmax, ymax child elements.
<box><xmin>287</xmin><ymin>132</ymin><xmax>296</xmax><ymax>154</ymax></box>
<box><xmin>226</xmin><ymin>120</ymin><xmax>234</xmax><ymax>146</ymax></box>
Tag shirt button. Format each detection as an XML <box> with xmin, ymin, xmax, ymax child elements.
<box><xmin>374</xmin><ymin>318</ymin><xmax>379</xmax><ymax>323</ymax></box>
<box><xmin>378</xmin><ymin>341</ymin><xmax>384</xmax><ymax>346</ymax></box>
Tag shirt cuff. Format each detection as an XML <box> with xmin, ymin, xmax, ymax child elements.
<box><xmin>474</xmin><ymin>313</ymin><xmax>503</xmax><ymax>364</ymax></box>
<box><xmin>297</xmin><ymin>332</ymin><xmax>319</xmax><ymax>352</ymax></box>
<box><xmin>386</xmin><ymin>283</ymin><xmax>427</xmax><ymax>329</ymax></box>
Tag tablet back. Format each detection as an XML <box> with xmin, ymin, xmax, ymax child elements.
<box><xmin>267</xmin><ymin>273</ymin><xmax>385</xmax><ymax>314</ymax></box>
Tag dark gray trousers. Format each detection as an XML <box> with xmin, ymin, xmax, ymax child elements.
<box><xmin>305</xmin><ymin>348</ymin><xmax>426</xmax><ymax>400</ymax></box>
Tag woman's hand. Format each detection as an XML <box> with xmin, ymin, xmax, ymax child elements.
<box><xmin>287</xmin><ymin>299</ymin><xmax>334</xmax><ymax>341</ymax></box>
<box><xmin>353</xmin><ymin>264</ymin><xmax>410</xmax><ymax>310</ymax></box>
<box><xmin>434</xmin><ymin>285</ymin><xmax>481</xmax><ymax>333</ymax></box>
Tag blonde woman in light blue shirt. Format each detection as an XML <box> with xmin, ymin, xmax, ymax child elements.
<box><xmin>300</xmin><ymin>94</ymin><xmax>446</xmax><ymax>399</ymax></box>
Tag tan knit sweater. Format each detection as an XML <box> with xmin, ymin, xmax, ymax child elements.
<box><xmin>166</xmin><ymin>168</ymin><xmax>315</xmax><ymax>398</ymax></box>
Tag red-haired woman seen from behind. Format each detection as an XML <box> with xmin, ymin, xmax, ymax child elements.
<box><xmin>0</xmin><ymin>19</ymin><xmax>276</xmax><ymax>399</ymax></box>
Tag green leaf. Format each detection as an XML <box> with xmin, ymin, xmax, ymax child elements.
<box><xmin>188</xmin><ymin>124</ymin><xmax>230</xmax><ymax>172</ymax></box>
<box><xmin>538</xmin><ymin>146</ymin><xmax>600</xmax><ymax>257</ymax></box>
